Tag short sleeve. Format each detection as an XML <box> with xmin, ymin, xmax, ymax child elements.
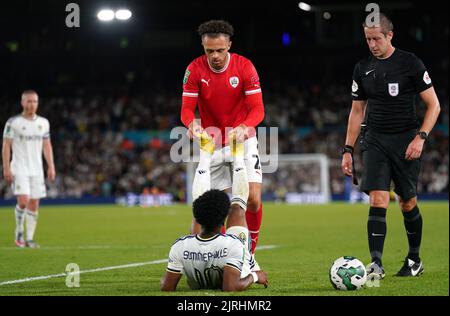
<box><xmin>166</xmin><ymin>243</ymin><xmax>184</xmax><ymax>274</ymax></box>
<box><xmin>409</xmin><ymin>55</ymin><xmax>433</xmax><ymax>93</ymax></box>
<box><xmin>351</xmin><ymin>63</ymin><xmax>367</xmax><ymax>100</ymax></box>
<box><xmin>3</xmin><ymin>119</ymin><xmax>14</xmax><ymax>139</ymax></box>
<box><xmin>225</xmin><ymin>239</ymin><xmax>245</xmax><ymax>272</ymax></box>
<box><xmin>243</xmin><ymin>60</ymin><xmax>262</xmax><ymax>96</ymax></box>
<box><xmin>182</xmin><ymin>63</ymin><xmax>200</xmax><ymax>98</ymax></box>
<box><xmin>43</xmin><ymin>119</ymin><xmax>50</xmax><ymax>139</ymax></box>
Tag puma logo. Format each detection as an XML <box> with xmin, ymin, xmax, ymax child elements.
<box><xmin>201</xmin><ymin>79</ymin><xmax>210</xmax><ymax>86</ymax></box>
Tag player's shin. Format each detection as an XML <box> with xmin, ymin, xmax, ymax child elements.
<box><xmin>246</xmin><ymin>204</ymin><xmax>263</xmax><ymax>254</ymax></box>
<box><xmin>15</xmin><ymin>205</ymin><xmax>25</xmax><ymax>233</ymax></box>
<box><xmin>368</xmin><ymin>207</ymin><xmax>387</xmax><ymax>265</ymax></box>
<box><xmin>192</xmin><ymin>150</ymin><xmax>212</xmax><ymax>201</ymax></box>
<box><xmin>402</xmin><ymin>205</ymin><xmax>423</xmax><ymax>262</ymax></box>
<box><xmin>25</xmin><ymin>209</ymin><xmax>38</xmax><ymax>242</ymax></box>
<box><xmin>227</xmin><ymin>152</ymin><xmax>251</xmax><ymax>252</ymax></box>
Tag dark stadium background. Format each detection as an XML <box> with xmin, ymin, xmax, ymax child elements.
<box><xmin>0</xmin><ymin>0</ymin><xmax>448</xmax><ymax>204</ymax></box>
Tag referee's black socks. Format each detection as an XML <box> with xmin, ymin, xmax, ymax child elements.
<box><xmin>402</xmin><ymin>205</ymin><xmax>423</xmax><ymax>263</ymax></box>
<box><xmin>368</xmin><ymin>207</ymin><xmax>387</xmax><ymax>266</ymax></box>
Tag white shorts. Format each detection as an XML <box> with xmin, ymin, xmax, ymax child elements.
<box><xmin>12</xmin><ymin>175</ymin><xmax>47</xmax><ymax>199</ymax></box>
<box><xmin>210</xmin><ymin>137</ymin><xmax>262</xmax><ymax>191</ymax></box>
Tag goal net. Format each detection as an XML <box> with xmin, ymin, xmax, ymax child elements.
<box><xmin>186</xmin><ymin>154</ymin><xmax>330</xmax><ymax>204</ymax></box>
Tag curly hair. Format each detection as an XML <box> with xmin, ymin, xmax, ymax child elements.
<box><xmin>197</xmin><ymin>20</ymin><xmax>234</xmax><ymax>38</ymax></box>
<box><xmin>193</xmin><ymin>190</ymin><xmax>230</xmax><ymax>234</ymax></box>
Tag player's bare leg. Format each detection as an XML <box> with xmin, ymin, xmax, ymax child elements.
<box><xmin>191</xmin><ymin>131</ymin><xmax>215</xmax><ymax>234</ymax></box>
<box><xmin>14</xmin><ymin>195</ymin><xmax>28</xmax><ymax>248</ymax></box>
<box><xmin>25</xmin><ymin>198</ymin><xmax>40</xmax><ymax>248</ymax></box>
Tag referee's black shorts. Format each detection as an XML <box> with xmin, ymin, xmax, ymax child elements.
<box><xmin>360</xmin><ymin>128</ymin><xmax>421</xmax><ymax>201</ymax></box>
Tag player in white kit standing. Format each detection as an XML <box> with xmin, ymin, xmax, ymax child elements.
<box><xmin>2</xmin><ymin>90</ymin><xmax>56</xmax><ymax>248</ymax></box>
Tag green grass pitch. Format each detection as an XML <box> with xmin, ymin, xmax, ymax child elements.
<box><xmin>0</xmin><ymin>202</ymin><xmax>447</xmax><ymax>296</ymax></box>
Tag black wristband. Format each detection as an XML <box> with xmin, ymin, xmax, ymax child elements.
<box><xmin>342</xmin><ymin>145</ymin><xmax>354</xmax><ymax>155</ymax></box>
<box><xmin>417</xmin><ymin>131</ymin><xmax>428</xmax><ymax>140</ymax></box>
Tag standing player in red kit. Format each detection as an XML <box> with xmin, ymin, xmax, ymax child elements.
<box><xmin>181</xmin><ymin>20</ymin><xmax>265</xmax><ymax>261</ymax></box>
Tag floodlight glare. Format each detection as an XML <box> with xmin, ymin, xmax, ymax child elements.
<box><xmin>115</xmin><ymin>9</ymin><xmax>132</xmax><ymax>20</ymax></box>
<box><xmin>298</xmin><ymin>2</ymin><xmax>312</xmax><ymax>11</ymax></box>
<box><xmin>97</xmin><ymin>9</ymin><xmax>115</xmax><ymax>21</ymax></box>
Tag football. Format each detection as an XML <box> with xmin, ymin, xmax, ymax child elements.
<box><xmin>329</xmin><ymin>256</ymin><xmax>367</xmax><ymax>290</ymax></box>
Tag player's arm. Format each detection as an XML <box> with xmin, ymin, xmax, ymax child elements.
<box><xmin>43</xmin><ymin>139</ymin><xmax>56</xmax><ymax>181</ymax></box>
<box><xmin>230</xmin><ymin>60</ymin><xmax>265</xmax><ymax>142</ymax></box>
<box><xmin>405</xmin><ymin>87</ymin><xmax>441</xmax><ymax>160</ymax></box>
<box><xmin>2</xmin><ymin>138</ymin><xmax>13</xmax><ymax>183</ymax></box>
<box><xmin>181</xmin><ymin>65</ymin><xmax>203</xmax><ymax>139</ymax></box>
<box><xmin>342</xmin><ymin>100</ymin><xmax>367</xmax><ymax>176</ymax></box>
<box><xmin>161</xmin><ymin>243</ymin><xmax>184</xmax><ymax>291</ymax></box>
<box><xmin>160</xmin><ymin>270</ymin><xmax>183</xmax><ymax>291</ymax></box>
<box><xmin>418</xmin><ymin>87</ymin><xmax>441</xmax><ymax>134</ymax></box>
<box><xmin>222</xmin><ymin>266</ymin><xmax>268</xmax><ymax>292</ymax></box>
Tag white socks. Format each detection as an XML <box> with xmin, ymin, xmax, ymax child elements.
<box><xmin>15</xmin><ymin>205</ymin><xmax>25</xmax><ymax>236</ymax></box>
<box><xmin>26</xmin><ymin>210</ymin><xmax>38</xmax><ymax>241</ymax></box>
<box><xmin>230</xmin><ymin>157</ymin><xmax>249</xmax><ymax>211</ymax></box>
<box><xmin>192</xmin><ymin>151</ymin><xmax>212</xmax><ymax>201</ymax></box>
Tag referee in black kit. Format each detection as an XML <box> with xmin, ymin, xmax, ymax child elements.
<box><xmin>341</xmin><ymin>13</ymin><xmax>441</xmax><ymax>279</ymax></box>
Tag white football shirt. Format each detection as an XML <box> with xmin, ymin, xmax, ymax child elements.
<box><xmin>3</xmin><ymin>114</ymin><xmax>50</xmax><ymax>176</ymax></box>
<box><xmin>166</xmin><ymin>234</ymin><xmax>248</xmax><ymax>290</ymax></box>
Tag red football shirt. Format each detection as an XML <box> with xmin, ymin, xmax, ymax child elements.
<box><xmin>181</xmin><ymin>53</ymin><xmax>264</xmax><ymax>145</ymax></box>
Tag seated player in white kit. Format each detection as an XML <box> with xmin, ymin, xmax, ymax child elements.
<box><xmin>160</xmin><ymin>133</ymin><xmax>268</xmax><ymax>291</ymax></box>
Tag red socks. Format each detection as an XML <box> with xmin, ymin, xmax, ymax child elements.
<box><xmin>246</xmin><ymin>204</ymin><xmax>263</xmax><ymax>254</ymax></box>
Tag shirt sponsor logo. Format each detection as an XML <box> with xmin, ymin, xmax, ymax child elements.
<box><xmin>423</xmin><ymin>71</ymin><xmax>432</xmax><ymax>85</ymax></box>
<box><xmin>19</xmin><ymin>135</ymin><xmax>43</xmax><ymax>141</ymax></box>
<box><xmin>229</xmin><ymin>76</ymin><xmax>239</xmax><ymax>88</ymax></box>
<box><xmin>388</xmin><ymin>83</ymin><xmax>399</xmax><ymax>96</ymax></box>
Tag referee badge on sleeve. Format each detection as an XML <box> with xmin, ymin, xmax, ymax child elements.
<box><xmin>388</xmin><ymin>83</ymin><xmax>399</xmax><ymax>96</ymax></box>
<box><xmin>352</xmin><ymin>80</ymin><xmax>358</xmax><ymax>93</ymax></box>
<box><xmin>423</xmin><ymin>71</ymin><xmax>432</xmax><ymax>85</ymax></box>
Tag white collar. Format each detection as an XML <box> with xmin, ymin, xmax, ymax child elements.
<box><xmin>208</xmin><ymin>53</ymin><xmax>231</xmax><ymax>73</ymax></box>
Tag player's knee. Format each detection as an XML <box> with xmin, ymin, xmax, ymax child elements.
<box><xmin>246</xmin><ymin>195</ymin><xmax>261</xmax><ymax>212</ymax></box>
<box><xmin>369</xmin><ymin>193</ymin><xmax>389</xmax><ymax>209</ymax></box>
<box><xmin>399</xmin><ymin>197</ymin><xmax>417</xmax><ymax>212</ymax></box>
<box><xmin>17</xmin><ymin>197</ymin><xmax>28</xmax><ymax>209</ymax></box>
<box><xmin>227</xmin><ymin>205</ymin><xmax>246</xmax><ymax>226</ymax></box>
<box><xmin>27</xmin><ymin>200</ymin><xmax>39</xmax><ymax>212</ymax></box>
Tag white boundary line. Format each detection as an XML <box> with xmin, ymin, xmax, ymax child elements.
<box><xmin>0</xmin><ymin>245</ymin><xmax>278</xmax><ymax>286</ymax></box>
<box><xmin>0</xmin><ymin>259</ymin><xmax>168</xmax><ymax>286</ymax></box>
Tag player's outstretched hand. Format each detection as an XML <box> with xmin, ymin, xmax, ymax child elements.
<box><xmin>256</xmin><ymin>270</ymin><xmax>269</xmax><ymax>288</ymax></box>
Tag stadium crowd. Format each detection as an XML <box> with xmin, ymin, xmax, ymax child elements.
<box><xmin>1</xmin><ymin>77</ymin><xmax>448</xmax><ymax>201</ymax></box>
